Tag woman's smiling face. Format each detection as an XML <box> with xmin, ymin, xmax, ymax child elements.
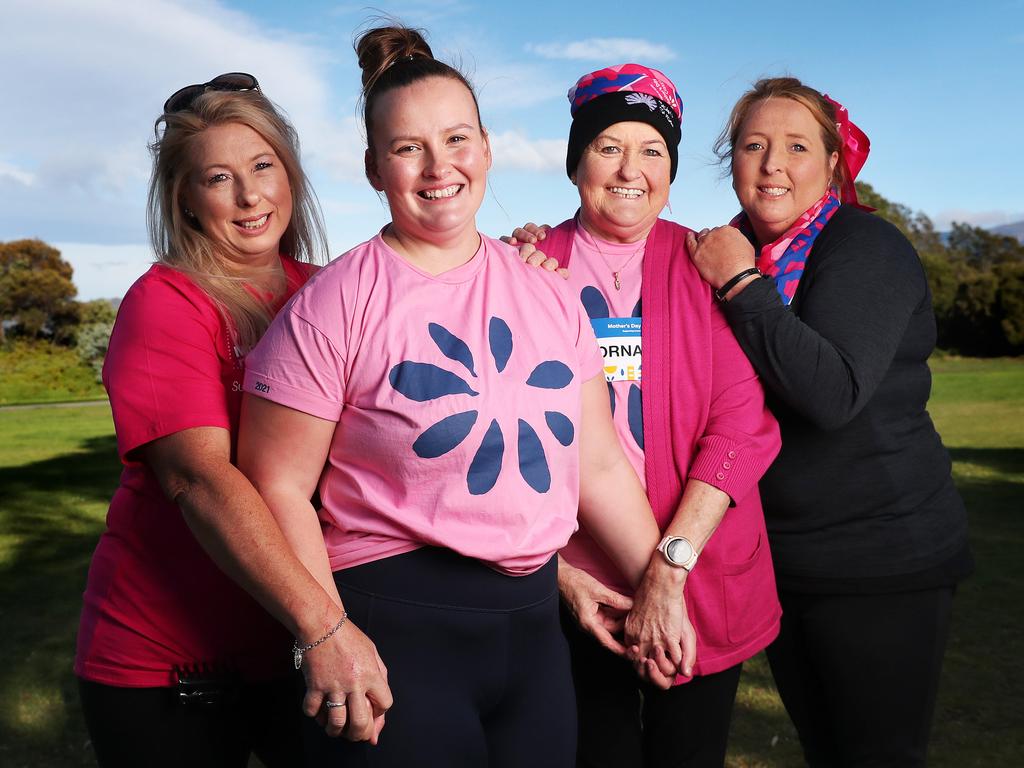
<box><xmin>365</xmin><ymin>76</ymin><xmax>491</xmax><ymax>248</ymax></box>
<box><xmin>731</xmin><ymin>97</ymin><xmax>838</xmax><ymax>245</ymax></box>
<box><xmin>183</xmin><ymin>121</ymin><xmax>292</xmax><ymax>269</ymax></box>
<box><xmin>574</xmin><ymin>121</ymin><xmax>671</xmax><ymax>244</ymax></box>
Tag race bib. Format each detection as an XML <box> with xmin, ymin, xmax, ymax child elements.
<box><xmin>591</xmin><ymin>318</ymin><xmax>641</xmax><ymax>382</ymax></box>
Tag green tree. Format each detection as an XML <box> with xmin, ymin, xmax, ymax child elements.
<box><xmin>0</xmin><ymin>239</ymin><xmax>80</xmax><ymax>344</ymax></box>
<box><xmin>855</xmin><ymin>183</ymin><xmax>1024</xmax><ymax>356</ymax></box>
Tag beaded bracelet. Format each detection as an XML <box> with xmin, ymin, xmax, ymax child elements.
<box><xmin>293</xmin><ymin>612</ymin><xmax>348</xmax><ymax>670</ymax></box>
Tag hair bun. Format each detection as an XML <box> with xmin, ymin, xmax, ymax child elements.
<box><xmin>356</xmin><ymin>25</ymin><xmax>434</xmax><ymax>92</ymax></box>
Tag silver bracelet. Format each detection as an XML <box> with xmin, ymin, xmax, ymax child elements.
<box><xmin>293</xmin><ymin>612</ymin><xmax>348</xmax><ymax>670</ymax></box>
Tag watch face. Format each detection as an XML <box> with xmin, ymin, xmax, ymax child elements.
<box><xmin>666</xmin><ymin>538</ymin><xmax>694</xmax><ymax>564</ymax></box>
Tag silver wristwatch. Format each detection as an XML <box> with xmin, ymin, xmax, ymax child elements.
<box><xmin>657</xmin><ymin>535</ymin><xmax>698</xmax><ymax>571</ymax></box>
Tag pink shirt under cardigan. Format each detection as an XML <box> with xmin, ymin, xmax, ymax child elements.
<box><xmin>544</xmin><ymin>217</ymin><xmax>783</xmax><ymax>677</ymax></box>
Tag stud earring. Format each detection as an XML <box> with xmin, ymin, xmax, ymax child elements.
<box><xmin>184</xmin><ymin>207</ymin><xmax>196</xmax><ymax>219</ymax></box>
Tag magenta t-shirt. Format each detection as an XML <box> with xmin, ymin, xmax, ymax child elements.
<box><xmin>245</xmin><ymin>234</ymin><xmax>604</xmax><ymax>575</ymax></box>
<box><xmin>76</xmin><ymin>257</ymin><xmax>313</xmax><ymax>687</ymax></box>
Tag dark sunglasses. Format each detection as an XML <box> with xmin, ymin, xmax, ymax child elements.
<box><xmin>163</xmin><ymin>72</ymin><xmax>261</xmax><ymax>113</ymax></box>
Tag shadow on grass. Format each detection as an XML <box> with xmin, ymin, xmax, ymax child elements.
<box><xmin>932</xmin><ymin>447</ymin><xmax>1024</xmax><ymax>765</ymax></box>
<box><xmin>0</xmin><ymin>434</ymin><xmax>120</xmax><ymax>768</ymax></box>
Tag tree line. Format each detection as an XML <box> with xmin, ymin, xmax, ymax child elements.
<box><xmin>2</xmin><ymin>184</ymin><xmax>1023</xmax><ymax>360</ymax></box>
<box><xmin>856</xmin><ymin>182</ymin><xmax>1024</xmax><ymax>356</ymax></box>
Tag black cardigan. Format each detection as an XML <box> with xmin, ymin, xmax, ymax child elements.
<box><xmin>723</xmin><ymin>205</ymin><xmax>970</xmax><ymax>586</ymax></box>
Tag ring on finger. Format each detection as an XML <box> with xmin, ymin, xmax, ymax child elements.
<box><xmin>325</xmin><ymin>699</ymin><xmax>347</xmax><ymax>709</ymax></box>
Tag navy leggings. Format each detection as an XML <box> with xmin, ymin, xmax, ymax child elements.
<box><xmin>767</xmin><ymin>586</ymin><xmax>954</xmax><ymax>768</ymax></box>
<box><xmin>561</xmin><ymin>606</ymin><xmax>743</xmax><ymax>768</ymax></box>
<box><xmin>304</xmin><ymin>547</ymin><xmax>577</xmax><ymax>767</ymax></box>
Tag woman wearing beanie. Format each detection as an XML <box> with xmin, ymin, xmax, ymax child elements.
<box><xmin>509</xmin><ymin>64</ymin><xmax>782</xmax><ymax>767</ymax></box>
<box><xmin>688</xmin><ymin>77</ymin><xmax>972</xmax><ymax>767</ymax></box>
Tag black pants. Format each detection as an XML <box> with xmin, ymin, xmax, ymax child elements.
<box><xmin>305</xmin><ymin>547</ymin><xmax>576</xmax><ymax>767</ymax></box>
<box><xmin>562</xmin><ymin>606</ymin><xmax>743</xmax><ymax>768</ymax></box>
<box><xmin>766</xmin><ymin>587</ymin><xmax>955</xmax><ymax>768</ymax></box>
<box><xmin>78</xmin><ymin>676</ymin><xmax>302</xmax><ymax>768</ymax></box>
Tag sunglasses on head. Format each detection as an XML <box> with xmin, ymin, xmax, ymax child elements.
<box><xmin>163</xmin><ymin>72</ymin><xmax>260</xmax><ymax>114</ymax></box>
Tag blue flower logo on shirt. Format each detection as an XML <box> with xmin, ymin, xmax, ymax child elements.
<box><xmin>388</xmin><ymin>317</ymin><xmax>575</xmax><ymax>495</ymax></box>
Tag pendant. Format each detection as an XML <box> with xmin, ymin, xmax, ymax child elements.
<box><xmin>613</xmin><ymin>271</ymin><xmax>621</xmax><ymax>291</ymax></box>
<box><xmin>294</xmin><ymin>648</ymin><xmax>303</xmax><ymax>670</ymax></box>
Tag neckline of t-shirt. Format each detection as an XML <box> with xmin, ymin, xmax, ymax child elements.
<box><xmin>374</xmin><ymin>229</ymin><xmax>488</xmax><ymax>284</ymax></box>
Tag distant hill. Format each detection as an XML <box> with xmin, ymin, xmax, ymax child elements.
<box><xmin>938</xmin><ymin>220</ymin><xmax>1024</xmax><ymax>245</ymax></box>
<box><xmin>991</xmin><ymin>221</ymin><xmax>1024</xmax><ymax>241</ymax></box>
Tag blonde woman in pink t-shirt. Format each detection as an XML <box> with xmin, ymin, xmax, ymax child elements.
<box><xmin>237</xmin><ymin>25</ymin><xmax>663</xmax><ymax>768</ymax></box>
<box><xmin>507</xmin><ymin>64</ymin><xmax>782</xmax><ymax>767</ymax></box>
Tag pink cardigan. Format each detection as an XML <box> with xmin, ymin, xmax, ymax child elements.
<box><xmin>545</xmin><ymin>217</ymin><xmax>783</xmax><ymax>676</ymax></box>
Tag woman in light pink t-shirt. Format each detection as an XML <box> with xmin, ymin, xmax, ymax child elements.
<box><xmin>237</xmin><ymin>25</ymin><xmax>662</xmax><ymax>768</ymax></box>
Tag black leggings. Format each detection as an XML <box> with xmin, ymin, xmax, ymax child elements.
<box><xmin>562</xmin><ymin>606</ymin><xmax>743</xmax><ymax>768</ymax></box>
<box><xmin>766</xmin><ymin>586</ymin><xmax>955</xmax><ymax>768</ymax></box>
<box><xmin>78</xmin><ymin>676</ymin><xmax>302</xmax><ymax>768</ymax></box>
<box><xmin>304</xmin><ymin>547</ymin><xmax>576</xmax><ymax>767</ymax></box>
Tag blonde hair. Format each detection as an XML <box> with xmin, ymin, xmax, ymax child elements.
<box><xmin>147</xmin><ymin>88</ymin><xmax>328</xmax><ymax>351</ymax></box>
<box><xmin>715</xmin><ymin>76</ymin><xmax>845</xmax><ymax>190</ymax></box>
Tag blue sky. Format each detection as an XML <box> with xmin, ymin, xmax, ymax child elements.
<box><xmin>2</xmin><ymin>0</ymin><xmax>1022</xmax><ymax>299</ymax></box>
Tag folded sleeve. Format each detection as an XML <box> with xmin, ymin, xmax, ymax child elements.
<box><xmin>243</xmin><ymin>303</ymin><xmax>347</xmax><ymax>422</ymax></box>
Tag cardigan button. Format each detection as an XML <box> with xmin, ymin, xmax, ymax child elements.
<box><xmin>723</xmin><ymin>462</ymin><xmax>731</xmax><ymax>469</ymax></box>
<box><xmin>716</xmin><ymin>472</ymin><xmax>725</xmax><ymax>480</ymax></box>
<box><xmin>727</xmin><ymin>451</ymin><xmax>737</xmax><ymax>459</ymax></box>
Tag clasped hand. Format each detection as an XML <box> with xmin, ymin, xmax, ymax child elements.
<box><xmin>301</xmin><ymin>621</ymin><xmax>393</xmax><ymax>743</ymax></box>
<box><xmin>623</xmin><ymin>561</ymin><xmax>696</xmax><ymax>690</ymax></box>
<box><xmin>559</xmin><ymin>558</ymin><xmax>695</xmax><ymax>690</ymax></box>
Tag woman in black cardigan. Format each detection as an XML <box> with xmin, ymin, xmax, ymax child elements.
<box><xmin>688</xmin><ymin>77</ymin><xmax>972</xmax><ymax>767</ymax></box>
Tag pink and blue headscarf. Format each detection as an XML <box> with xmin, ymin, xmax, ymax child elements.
<box><xmin>566</xmin><ymin>63</ymin><xmax>684</xmax><ymax>181</ymax></box>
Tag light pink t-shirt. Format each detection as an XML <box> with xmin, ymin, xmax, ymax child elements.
<box><xmin>245</xmin><ymin>233</ymin><xmax>603</xmax><ymax>576</ymax></box>
<box><xmin>560</xmin><ymin>227</ymin><xmax>648</xmax><ymax>594</ymax></box>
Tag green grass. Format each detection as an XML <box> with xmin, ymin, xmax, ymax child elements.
<box><xmin>0</xmin><ymin>405</ymin><xmax>118</xmax><ymax>767</ymax></box>
<box><xmin>0</xmin><ymin>358</ymin><xmax>1021</xmax><ymax>767</ymax></box>
<box><xmin>0</xmin><ymin>340</ymin><xmax>106</xmax><ymax>406</ymax></box>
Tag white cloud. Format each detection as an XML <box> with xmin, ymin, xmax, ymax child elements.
<box><xmin>1</xmin><ymin>0</ymin><xmax>366</xmax><ymax>242</ymax></box>
<box><xmin>933</xmin><ymin>208</ymin><xmax>1024</xmax><ymax>230</ymax></box>
<box><xmin>488</xmin><ymin>131</ymin><xmax>566</xmax><ymax>173</ymax></box>
<box><xmin>525</xmin><ymin>38</ymin><xmax>676</xmax><ymax>63</ymax></box>
<box><xmin>0</xmin><ymin>160</ymin><xmax>35</xmax><ymax>187</ymax></box>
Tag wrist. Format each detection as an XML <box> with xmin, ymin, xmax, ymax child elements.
<box><xmin>292</xmin><ymin>610</ymin><xmax>348</xmax><ymax>670</ymax></box>
<box><xmin>714</xmin><ymin>267</ymin><xmax>763</xmax><ymax>302</ymax></box>
<box><xmin>722</xmin><ymin>272</ymin><xmax>763</xmax><ymax>302</ymax></box>
<box><xmin>647</xmin><ymin>553</ymin><xmax>688</xmax><ymax>591</ymax></box>
<box><xmin>293</xmin><ymin>601</ymin><xmax>346</xmax><ymax>646</ymax></box>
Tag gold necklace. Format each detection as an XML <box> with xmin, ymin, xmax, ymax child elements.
<box><xmin>590</xmin><ymin>237</ymin><xmax>645</xmax><ymax>291</ymax></box>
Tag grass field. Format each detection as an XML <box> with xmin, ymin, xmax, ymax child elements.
<box><xmin>0</xmin><ymin>357</ymin><xmax>1020</xmax><ymax>767</ymax></box>
<box><xmin>0</xmin><ymin>340</ymin><xmax>105</xmax><ymax>406</ymax></box>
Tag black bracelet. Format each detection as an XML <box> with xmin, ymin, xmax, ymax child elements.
<box><xmin>714</xmin><ymin>267</ymin><xmax>763</xmax><ymax>303</ymax></box>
